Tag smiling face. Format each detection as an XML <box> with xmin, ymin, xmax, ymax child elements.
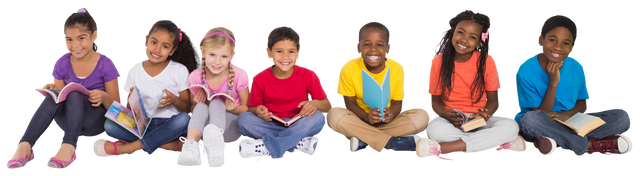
<box><xmin>65</xmin><ymin>25</ymin><xmax>97</xmax><ymax>59</ymax></box>
<box><xmin>539</xmin><ymin>26</ymin><xmax>574</xmax><ymax>63</ymax></box>
<box><xmin>267</xmin><ymin>39</ymin><xmax>299</xmax><ymax>74</ymax></box>
<box><xmin>358</xmin><ymin>28</ymin><xmax>389</xmax><ymax>72</ymax></box>
<box><xmin>202</xmin><ymin>45</ymin><xmax>234</xmax><ymax>75</ymax></box>
<box><xmin>451</xmin><ymin>20</ymin><xmax>482</xmax><ymax>57</ymax></box>
<box><xmin>145</xmin><ymin>30</ymin><xmax>176</xmax><ymax>64</ymax></box>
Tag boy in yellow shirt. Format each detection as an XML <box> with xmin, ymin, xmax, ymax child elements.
<box><xmin>327</xmin><ymin>22</ymin><xmax>429</xmax><ymax>152</ymax></box>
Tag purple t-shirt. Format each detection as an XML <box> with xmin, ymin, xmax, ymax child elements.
<box><xmin>52</xmin><ymin>53</ymin><xmax>120</xmax><ymax>91</ymax></box>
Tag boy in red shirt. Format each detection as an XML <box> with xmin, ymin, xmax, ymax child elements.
<box><xmin>236</xmin><ymin>27</ymin><xmax>331</xmax><ymax>159</ymax></box>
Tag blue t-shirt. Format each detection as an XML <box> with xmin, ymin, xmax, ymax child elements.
<box><xmin>515</xmin><ymin>54</ymin><xmax>589</xmax><ymax>123</ymax></box>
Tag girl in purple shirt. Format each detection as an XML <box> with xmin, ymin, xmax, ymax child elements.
<box><xmin>7</xmin><ymin>8</ymin><xmax>120</xmax><ymax>169</ymax></box>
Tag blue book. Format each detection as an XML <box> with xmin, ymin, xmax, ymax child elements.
<box><xmin>361</xmin><ymin>66</ymin><xmax>391</xmax><ymax>119</ymax></box>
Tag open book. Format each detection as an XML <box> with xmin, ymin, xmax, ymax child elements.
<box><xmin>361</xmin><ymin>66</ymin><xmax>391</xmax><ymax>119</ymax></box>
<box><xmin>104</xmin><ymin>86</ymin><xmax>165</xmax><ymax>138</ymax></box>
<box><xmin>35</xmin><ymin>82</ymin><xmax>91</xmax><ymax>104</ymax></box>
<box><xmin>272</xmin><ymin>114</ymin><xmax>302</xmax><ymax>126</ymax></box>
<box><xmin>453</xmin><ymin>109</ymin><xmax>487</xmax><ymax>132</ymax></box>
<box><xmin>554</xmin><ymin>113</ymin><xmax>605</xmax><ymax>137</ymax></box>
<box><xmin>189</xmin><ymin>84</ymin><xmax>235</xmax><ymax>102</ymax></box>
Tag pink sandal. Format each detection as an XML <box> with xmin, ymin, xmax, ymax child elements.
<box><xmin>47</xmin><ymin>152</ymin><xmax>76</xmax><ymax>168</ymax></box>
<box><xmin>7</xmin><ymin>150</ymin><xmax>34</xmax><ymax>168</ymax></box>
<box><xmin>93</xmin><ymin>139</ymin><xmax>128</xmax><ymax>156</ymax></box>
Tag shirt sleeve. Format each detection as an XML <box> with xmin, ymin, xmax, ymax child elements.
<box><xmin>247</xmin><ymin>75</ymin><xmax>264</xmax><ymax>107</ymax></box>
<box><xmin>428</xmin><ymin>57</ymin><xmax>441</xmax><ymax>95</ymax></box>
<box><xmin>235</xmin><ymin>67</ymin><xmax>249</xmax><ymax>92</ymax></box>
<box><xmin>516</xmin><ymin>70</ymin><xmax>542</xmax><ymax>109</ymax></box>
<box><xmin>390</xmin><ymin>63</ymin><xmax>404</xmax><ymax>101</ymax></box>
<box><xmin>576</xmin><ymin>64</ymin><xmax>589</xmax><ymax>100</ymax></box>
<box><xmin>574</xmin><ymin>56</ymin><xmax>592</xmax><ymax>102</ymax></box>
<box><xmin>307</xmin><ymin>70</ymin><xmax>327</xmax><ymax>101</ymax></box>
<box><xmin>337</xmin><ymin>63</ymin><xmax>356</xmax><ymax>97</ymax></box>
<box><xmin>52</xmin><ymin>57</ymin><xmax>67</xmax><ymax>81</ymax></box>
<box><xmin>100</xmin><ymin>57</ymin><xmax>120</xmax><ymax>83</ymax></box>
<box><xmin>484</xmin><ymin>56</ymin><xmax>500</xmax><ymax>91</ymax></box>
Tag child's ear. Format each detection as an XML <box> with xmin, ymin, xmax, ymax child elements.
<box><xmin>538</xmin><ymin>36</ymin><xmax>544</xmax><ymax>46</ymax></box>
<box><xmin>262</xmin><ymin>46</ymin><xmax>271</xmax><ymax>62</ymax></box>
<box><xmin>92</xmin><ymin>31</ymin><xmax>98</xmax><ymax>42</ymax></box>
<box><xmin>356</xmin><ymin>41</ymin><xmax>360</xmax><ymax>55</ymax></box>
<box><xmin>266</xmin><ymin>47</ymin><xmax>273</xmax><ymax>58</ymax></box>
<box><xmin>230</xmin><ymin>51</ymin><xmax>236</xmax><ymax>62</ymax></box>
<box><xmin>386</xmin><ymin>44</ymin><xmax>391</xmax><ymax>54</ymax></box>
<box><xmin>145</xmin><ymin>35</ymin><xmax>149</xmax><ymax>46</ymax></box>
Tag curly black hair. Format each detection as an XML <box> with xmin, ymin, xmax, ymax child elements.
<box><xmin>268</xmin><ymin>27</ymin><xmax>300</xmax><ymax>51</ymax></box>
<box><xmin>148</xmin><ymin>20</ymin><xmax>199</xmax><ymax>73</ymax></box>
<box><xmin>435</xmin><ymin>10</ymin><xmax>490</xmax><ymax>104</ymax></box>
<box><xmin>541</xmin><ymin>15</ymin><xmax>577</xmax><ymax>44</ymax></box>
<box><xmin>64</xmin><ymin>8</ymin><xmax>98</xmax><ymax>51</ymax></box>
<box><xmin>359</xmin><ymin>22</ymin><xmax>390</xmax><ymax>44</ymax></box>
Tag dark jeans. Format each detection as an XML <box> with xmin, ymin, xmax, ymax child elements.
<box><xmin>104</xmin><ymin>112</ymin><xmax>189</xmax><ymax>154</ymax></box>
<box><xmin>20</xmin><ymin>92</ymin><xmax>107</xmax><ymax>148</ymax></box>
<box><xmin>519</xmin><ymin>109</ymin><xmax>630</xmax><ymax>155</ymax></box>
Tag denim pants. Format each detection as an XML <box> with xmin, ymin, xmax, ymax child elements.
<box><xmin>20</xmin><ymin>92</ymin><xmax>107</xmax><ymax>148</ymax></box>
<box><xmin>236</xmin><ymin>110</ymin><xmax>325</xmax><ymax>158</ymax></box>
<box><xmin>104</xmin><ymin>112</ymin><xmax>190</xmax><ymax>154</ymax></box>
<box><xmin>519</xmin><ymin>109</ymin><xmax>630</xmax><ymax>155</ymax></box>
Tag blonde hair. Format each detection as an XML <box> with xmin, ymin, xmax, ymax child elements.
<box><xmin>200</xmin><ymin>27</ymin><xmax>236</xmax><ymax>96</ymax></box>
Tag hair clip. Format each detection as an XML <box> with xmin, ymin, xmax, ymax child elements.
<box><xmin>178</xmin><ymin>25</ymin><xmax>184</xmax><ymax>41</ymax></box>
<box><xmin>77</xmin><ymin>8</ymin><xmax>86</xmax><ymax>13</ymax></box>
<box><xmin>481</xmin><ymin>30</ymin><xmax>489</xmax><ymax>42</ymax></box>
<box><xmin>179</xmin><ymin>28</ymin><xmax>183</xmax><ymax>42</ymax></box>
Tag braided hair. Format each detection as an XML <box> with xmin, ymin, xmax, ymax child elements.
<box><xmin>200</xmin><ymin>27</ymin><xmax>236</xmax><ymax>96</ymax></box>
<box><xmin>435</xmin><ymin>10</ymin><xmax>490</xmax><ymax>104</ymax></box>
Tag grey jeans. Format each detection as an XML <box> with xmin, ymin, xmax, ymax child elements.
<box><xmin>519</xmin><ymin>109</ymin><xmax>630</xmax><ymax>155</ymax></box>
<box><xmin>188</xmin><ymin>99</ymin><xmax>241</xmax><ymax>142</ymax></box>
<box><xmin>426</xmin><ymin>116</ymin><xmax>519</xmax><ymax>152</ymax></box>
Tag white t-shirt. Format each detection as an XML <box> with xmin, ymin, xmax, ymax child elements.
<box><xmin>124</xmin><ymin>60</ymin><xmax>189</xmax><ymax>118</ymax></box>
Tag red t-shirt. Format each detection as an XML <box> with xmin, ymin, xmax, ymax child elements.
<box><xmin>248</xmin><ymin>65</ymin><xmax>327</xmax><ymax>118</ymax></box>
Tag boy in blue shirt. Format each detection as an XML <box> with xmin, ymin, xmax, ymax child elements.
<box><xmin>515</xmin><ymin>15</ymin><xmax>631</xmax><ymax>155</ymax></box>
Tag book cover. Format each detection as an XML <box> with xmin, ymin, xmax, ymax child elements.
<box><xmin>272</xmin><ymin>114</ymin><xmax>302</xmax><ymax>126</ymax></box>
<box><xmin>361</xmin><ymin>66</ymin><xmax>391</xmax><ymax>119</ymax></box>
<box><xmin>35</xmin><ymin>82</ymin><xmax>91</xmax><ymax>104</ymax></box>
<box><xmin>453</xmin><ymin>109</ymin><xmax>487</xmax><ymax>132</ymax></box>
<box><xmin>189</xmin><ymin>84</ymin><xmax>235</xmax><ymax>102</ymax></box>
<box><xmin>103</xmin><ymin>86</ymin><xmax>165</xmax><ymax>138</ymax></box>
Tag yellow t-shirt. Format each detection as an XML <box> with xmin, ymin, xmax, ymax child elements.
<box><xmin>338</xmin><ymin>57</ymin><xmax>404</xmax><ymax>113</ymax></box>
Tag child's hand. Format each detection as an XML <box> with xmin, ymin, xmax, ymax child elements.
<box><xmin>43</xmin><ymin>84</ymin><xmax>58</xmax><ymax>91</ymax></box>
<box><xmin>193</xmin><ymin>90</ymin><xmax>207</xmax><ymax>103</ymax></box>
<box><xmin>469</xmin><ymin>108</ymin><xmax>490</xmax><ymax>121</ymax></box>
<box><xmin>546</xmin><ymin>61</ymin><xmax>563</xmax><ymax>85</ymax></box>
<box><xmin>297</xmin><ymin>101</ymin><xmax>318</xmax><ymax>117</ymax></box>
<box><xmin>88</xmin><ymin>90</ymin><xmax>107</xmax><ymax>107</ymax></box>
<box><xmin>547</xmin><ymin>111</ymin><xmax>568</xmax><ymax>122</ymax></box>
<box><xmin>366</xmin><ymin>108</ymin><xmax>383</xmax><ymax>125</ymax></box>
<box><xmin>442</xmin><ymin>109</ymin><xmax>463</xmax><ymax>128</ymax></box>
<box><xmin>255</xmin><ymin>105</ymin><xmax>272</xmax><ymax>121</ymax></box>
<box><xmin>381</xmin><ymin>108</ymin><xmax>395</xmax><ymax>123</ymax></box>
<box><xmin>158</xmin><ymin>89</ymin><xmax>178</xmax><ymax>109</ymax></box>
<box><xmin>225</xmin><ymin>98</ymin><xmax>237</xmax><ymax>112</ymax></box>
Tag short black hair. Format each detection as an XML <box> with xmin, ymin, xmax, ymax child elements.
<box><xmin>359</xmin><ymin>22</ymin><xmax>389</xmax><ymax>44</ymax></box>
<box><xmin>268</xmin><ymin>27</ymin><xmax>300</xmax><ymax>50</ymax></box>
<box><xmin>541</xmin><ymin>15</ymin><xmax>577</xmax><ymax>43</ymax></box>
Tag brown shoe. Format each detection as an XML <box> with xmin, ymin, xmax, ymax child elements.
<box><xmin>533</xmin><ymin>137</ymin><xmax>556</xmax><ymax>155</ymax></box>
<box><xmin>588</xmin><ymin>135</ymin><xmax>632</xmax><ymax>154</ymax></box>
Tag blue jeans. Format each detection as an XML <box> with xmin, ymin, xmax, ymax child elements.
<box><xmin>104</xmin><ymin>112</ymin><xmax>190</xmax><ymax>154</ymax></box>
<box><xmin>237</xmin><ymin>110</ymin><xmax>325</xmax><ymax>158</ymax></box>
<box><xmin>519</xmin><ymin>109</ymin><xmax>630</xmax><ymax>155</ymax></box>
<box><xmin>20</xmin><ymin>92</ymin><xmax>106</xmax><ymax>148</ymax></box>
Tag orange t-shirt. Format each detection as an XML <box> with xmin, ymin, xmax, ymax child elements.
<box><xmin>428</xmin><ymin>51</ymin><xmax>500</xmax><ymax>114</ymax></box>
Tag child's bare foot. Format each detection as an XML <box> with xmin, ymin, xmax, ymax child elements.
<box><xmin>52</xmin><ymin>143</ymin><xmax>75</xmax><ymax>161</ymax></box>
<box><xmin>11</xmin><ymin>142</ymin><xmax>32</xmax><ymax>160</ymax></box>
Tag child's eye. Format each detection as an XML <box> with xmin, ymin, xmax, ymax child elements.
<box><xmin>549</xmin><ymin>39</ymin><xmax>556</xmax><ymax>42</ymax></box>
<box><xmin>289</xmin><ymin>51</ymin><xmax>295</xmax><ymax>54</ymax></box>
<box><xmin>457</xmin><ymin>31</ymin><xmax>464</xmax><ymax>35</ymax></box>
<box><xmin>66</xmin><ymin>39</ymin><xmax>72</xmax><ymax>42</ymax></box>
<box><xmin>377</xmin><ymin>43</ymin><xmax>384</xmax><ymax>47</ymax></box>
<box><xmin>470</xmin><ymin>36</ymin><xmax>476</xmax><ymax>40</ymax></box>
<box><xmin>222</xmin><ymin>56</ymin><xmax>227</xmax><ymax>58</ymax></box>
<box><xmin>210</xmin><ymin>54</ymin><xmax>215</xmax><ymax>57</ymax></box>
<box><xmin>277</xmin><ymin>51</ymin><xmax>282</xmax><ymax>53</ymax></box>
<box><xmin>163</xmin><ymin>46</ymin><xmax>169</xmax><ymax>49</ymax></box>
<box><xmin>151</xmin><ymin>41</ymin><xmax>156</xmax><ymax>45</ymax></box>
<box><xmin>563</xmin><ymin>42</ymin><xmax>570</xmax><ymax>45</ymax></box>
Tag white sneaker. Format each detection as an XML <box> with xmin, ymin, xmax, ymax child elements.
<box><xmin>203</xmin><ymin>124</ymin><xmax>225</xmax><ymax>167</ymax></box>
<box><xmin>497</xmin><ymin>135</ymin><xmax>526</xmax><ymax>151</ymax></box>
<box><xmin>617</xmin><ymin>134</ymin><xmax>636</xmax><ymax>157</ymax></box>
<box><xmin>295</xmin><ymin>137</ymin><xmax>318</xmax><ymax>155</ymax></box>
<box><xmin>177</xmin><ymin>137</ymin><xmax>201</xmax><ymax>166</ymax></box>
<box><xmin>416</xmin><ymin>138</ymin><xmax>450</xmax><ymax>160</ymax></box>
<box><xmin>239</xmin><ymin>139</ymin><xmax>270</xmax><ymax>158</ymax></box>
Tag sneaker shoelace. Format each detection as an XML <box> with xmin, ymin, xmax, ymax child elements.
<box><xmin>430</xmin><ymin>145</ymin><xmax>451</xmax><ymax>160</ymax></box>
<box><xmin>588</xmin><ymin>138</ymin><xmax>616</xmax><ymax>154</ymax></box>
<box><xmin>496</xmin><ymin>143</ymin><xmax>511</xmax><ymax>151</ymax></box>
